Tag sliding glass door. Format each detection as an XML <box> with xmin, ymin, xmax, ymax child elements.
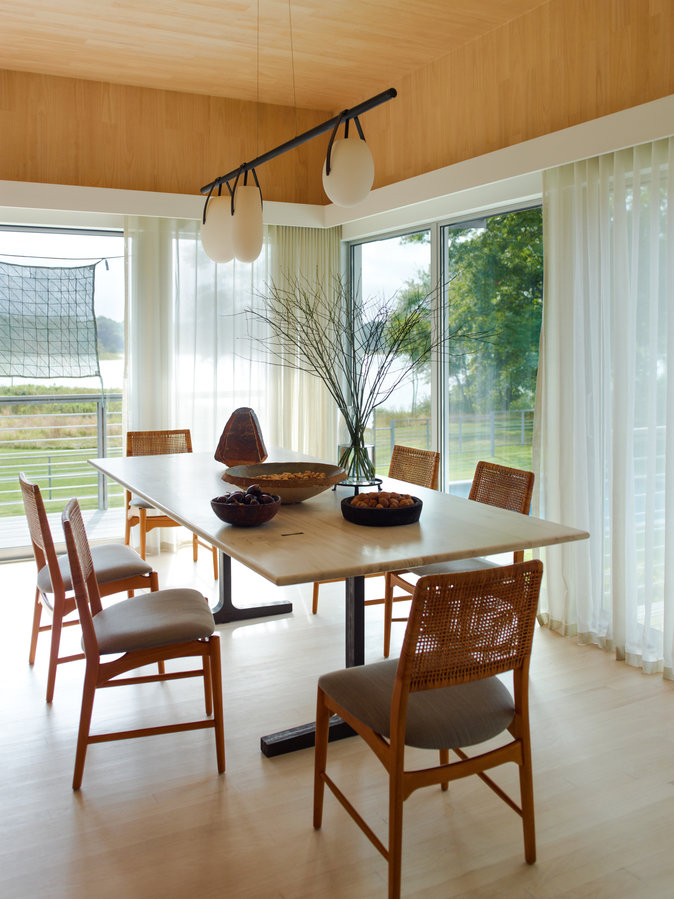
<box><xmin>349</xmin><ymin>207</ymin><xmax>543</xmax><ymax>490</ymax></box>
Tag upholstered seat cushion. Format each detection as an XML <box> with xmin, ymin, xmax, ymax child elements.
<box><xmin>319</xmin><ymin>658</ymin><xmax>515</xmax><ymax>750</ymax></box>
<box><xmin>37</xmin><ymin>543</ymin><xmax>155</xmax><ymax>594</ymax></box>
<box><xmin>410</xmin><ymin>557</ymin><xmax>499</xmax><ymax>578</ymax></box>
<box><xmin>92</xmin><ymin>588</ymin><xmax>215</xmax><ymax>654</ymax></box>
<box><xmin>127</xmin><ymin>497</ymin><xmax>171</xmax><ymax>515</ymax></box>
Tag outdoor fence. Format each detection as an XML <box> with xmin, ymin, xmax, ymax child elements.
<box><xmin>0</xmin><ymin>393</ymin><xmax>123</xmax><ymax>516</ymax></box>
<box><xmin>0</xmin><ymin>394</ymin><xmax>536</xmax><ymax>517</ymax></box>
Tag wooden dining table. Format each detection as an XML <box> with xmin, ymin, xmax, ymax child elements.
<box><xmin>90</xmin><ymin>447</ymin><xmax>589</xmax><ymax>755</ymax></box>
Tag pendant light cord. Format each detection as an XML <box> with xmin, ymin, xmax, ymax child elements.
<box><xmin>288</xmin><ymin>0</ymin><xmax>298</xmax><ymax>136</ymax></box>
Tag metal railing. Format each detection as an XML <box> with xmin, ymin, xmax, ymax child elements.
<box><xmin>0</xmin><ymin>393</ymin><xmax>123</xmax><ymax>516</ymax></box>
<box><xmin>370</xmin><ymin>409</ymin><xmax>535</xmax><ymax>477</ymax></box>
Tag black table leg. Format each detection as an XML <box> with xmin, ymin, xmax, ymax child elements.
<box><xmin>260</xmin><ymin>574</ymin><xmax>364</xmax><ymax>756</ymax></box>
<box><xmin>212</xmin><ymin>552</ymin><xmax>293</xmax><ymax>625</ymax></box>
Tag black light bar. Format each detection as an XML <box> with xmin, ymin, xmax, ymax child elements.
<box><xmin>200</xmin><ymin>87</ymin><xmax>397</xmax><ymax>195</ymax></box>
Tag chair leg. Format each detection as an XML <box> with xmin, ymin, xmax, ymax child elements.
<box><xmin>203</xmin><ymin>654</ymin><xmax>213</xmax><ymax>716</ymax></box>
<box><xmin>72</xmin><ymin>663</ymin><xmax>98</xmax><ymax>790</ymax></box>
<box><xmin>208</xmin><ymin>636</ymin><xmax>226</xmax><ymax>773</ymax></box>
<box><xmin>312</xmin><ymin>581</ymin><xmax>320</xmax><ymax>615</ymax></box>
<box><xmin>45</xmin><ymin>606</ymin><xmax>64</xmax><ymax>703</ymax></box>
<box><xmin>388</xmin><ymin>763</ymin><xmax>405</xmax><ymax>899</ymax></box>
<box><xmin>439</xmin><ymin>748</ymin><xmax>449</xmax><ymax>791</ymax></box>
<box><xmin>313</xmin><ymin>688</ymin><xmax>331</xmax><ymax>829</ymax></box>
<box><xmin>383</xmin><ymin>573</ymin><xmax>394</xmax><ymax>658</ymax></box>
<box><xmin>139</xmin><ymin>509</ymin><xmax>147</xmax><ymax>559</ymax></box>
<box><xmin>211</xmin><ymin>545</ymin><xmax>218</xmax><ymax>579</ymax></box>
<box><xmin>193</xmin><ymin>533</ymin><xmax>199</xmax><ymax>563</ymax></box>
<box><xmin>29</xmin><ymin>588</ymin><xmax>42</xmax><ymax>665</ymax></box>
<box><xmin>124</xmin><ymin>508</ymin><xmax>131</xmax><ymax>546</ymax></box>
<box><xmin>519</xmin><ymin>739</ymin><xmax>536</xmax><ymax>863</ymax></box>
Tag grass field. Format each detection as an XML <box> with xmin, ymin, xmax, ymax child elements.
<box><xmin>0</xmin><ymin>402</ymin><xmax>534</xmax><ymax>517</ymax></box>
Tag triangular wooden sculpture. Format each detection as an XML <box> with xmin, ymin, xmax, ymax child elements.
<box><xmin>214</xmin><ymin>407</ymin><xmax>268</xmax><ymax>466</ymax></box>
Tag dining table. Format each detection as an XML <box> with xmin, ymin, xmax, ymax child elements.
<box><xmin>90</xmin><ymin>447</ymin><xmax>589</xmax><ymax>756</ymax></box>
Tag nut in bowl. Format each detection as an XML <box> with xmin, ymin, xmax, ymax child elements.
<box><xmin>341</xmin><ymin>491</ymin><xmax>423</xmax><ymax>527</ymax></box>
<box><xmin>211</xmin><ymin>485</ymin><xmax>281</xmax><ymax>527</ymax></box>
<box><xmin>222</xmin><ymin>461</ymin><xmax>346</xmax><ymax>504</ymax></box>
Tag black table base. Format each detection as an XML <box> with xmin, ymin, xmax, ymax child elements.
<box><xmin>260</xmin><ymin>574</ymin><xmax>365</xmax><ymax>755</ymax></box>
<box><xmin>211</xmin><ymin>552</ymin><xmax>293</xmax><ymax>624</ymax></box>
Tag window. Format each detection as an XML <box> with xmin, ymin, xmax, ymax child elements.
<box><xmin>349</xmin><ymin>207</ymin><xmax>543</xmax><ymax>490</ymax></box>
<box><xmin>0</xmin><ymin>227</ymin><xmax>124</xmax><ymax>516</ymax></box>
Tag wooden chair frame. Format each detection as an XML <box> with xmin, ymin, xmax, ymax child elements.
<box><xmin>20</xmin><ymin>473</ymin><xmax>160</xmax><ymax>703</ymax></box>
<box><xmin>383</xmin><ymin>459</ymin><xmax>535</xmax><ymax>656</ymax></box>
<box><xmin>312</xmin><ymin>445</ymin><xmax>440</xmax><ymax>614</ymax></box>
<box><xmin>314</xmin><ymin>561</ymin><xmax>543</xmax><ymax>899</ymax></box>
<box><xmin>62</xmin><ymin>498</ymin><xmax>225</xmax><ymax>790</ymax></box>
<box><xmin>124</xmin><ymin>428</ymin><xmax>218</xmax><ymax>578</ymax></box>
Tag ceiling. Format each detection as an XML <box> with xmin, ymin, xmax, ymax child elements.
<box><xmin>0</xmin><ymin>0</ymin><xmax>549</xmax><ymax>110</ymax></box>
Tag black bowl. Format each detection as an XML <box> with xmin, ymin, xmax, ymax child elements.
<box><xmin>340</xmin><ymin>495</ymin><xmax>423</xmax><ymax>527</ymax></box>
<box><xmin>211</xmin><ymin>494</ymin><xmax>281</xmax><ymax>527</ymax></box>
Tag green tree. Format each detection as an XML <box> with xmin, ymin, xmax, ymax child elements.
<box><xmin>96</xmin><ymin>316</ymin><xmax>124</xmax><ymax>357</ymax></box>
<box><xmin>401</xmin><ymin>208</ymin><xmax>543</xmax><ymax>413</ymax></box>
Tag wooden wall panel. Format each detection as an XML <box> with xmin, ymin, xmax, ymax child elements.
<box><xmin>0</xmin><ymin>69</ymin><xmax>330</xmax><ymax>204</ymax></box>
<box><xmin>1</xmin><ymin>0</ymin><xmax>673</xmax><ymax>204</ymax></box>
<box><xmin>365</xmin><ymin>0</ymin><xmax>674</xmax><ymax>190</ymax></box>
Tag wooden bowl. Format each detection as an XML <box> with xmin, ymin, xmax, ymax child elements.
<box><xmin>211</xmin><ymin>494</ymin><xmax>281</xmax><ymax>527</ymax></box>
<box><xmin>222</xmin><ymin>462</ymin><xmax>346</xmax><ymax>504</ymax></box>
<box><xmin>340</xmin><ymin>495</ymin><xmax>423</xmax><ymax>527</ymax></box>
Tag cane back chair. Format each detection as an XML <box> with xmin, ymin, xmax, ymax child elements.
<box><xmin>314</xmin><ymin>560</ymin><xmax>543</xmax><ymax>898</ymax></box>
<box><xmin>124</xmin><ymin>429</ymin><xmax>218</xmax><ymax>578</ymax></box>
<box><xmin>383</xmin><ymin>460</ymin><xmax>535</xmax><ymax>656</ymax></box>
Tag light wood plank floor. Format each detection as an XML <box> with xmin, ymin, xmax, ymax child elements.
<box><xmin>2</xmin><ymin>548</ymin><xmax>674</xmax><ymax>898</ymax></box>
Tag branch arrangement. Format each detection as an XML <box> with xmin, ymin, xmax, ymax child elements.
<box><xmin>246</xmin><ymin>275</ymin><xmax>480</xmax><ymax>480</ymax></box>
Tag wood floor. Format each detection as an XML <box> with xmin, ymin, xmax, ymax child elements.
<box><xmin>2</xmin><ymin>548</ymin><xmax>674</xmax><ymax>898</ymax></box>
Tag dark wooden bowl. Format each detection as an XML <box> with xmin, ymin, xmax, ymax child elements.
<box><xmin>211</xmin><ymin>495</ymin><xmax>281</xmax><ymax>527</ymax></box>
<box><xmin>340</xmin><ymin>495</ymin><xmax>423</xmax><ymax>527</ymax></box>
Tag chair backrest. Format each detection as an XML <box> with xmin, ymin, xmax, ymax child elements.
<box><xmin>19</xmin><ymin>472</ymin><xmax>65</xmax><ymax>593</ymax></box>
<box><xmin>396</xmin><ymin>561</ymin><xmax>543</xmax><ymax>701</ymax></box>
<box><xmin>468</xmin><ymin>460</ymin><xmax>534</xmax><ymax>515</ymax></box>
<box><xmin>388</xmin><ymin>445</ymin><xmax>440</xmax><ymax>490</ymax></box>
<box><xmin>61</xmin><ymin>498</ymin><xmax>103</xmax><ymax>657</ymax></box>
<box><xmin>126</xmin><ymin>428</ymin><xmax>192</xmax><ymax>457</ymax></box>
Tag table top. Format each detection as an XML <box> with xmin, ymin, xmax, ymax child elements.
<box><xmin>90</xmin><ymin>449</ymin><xmax>589</xmax><ymax>587</ymax></box>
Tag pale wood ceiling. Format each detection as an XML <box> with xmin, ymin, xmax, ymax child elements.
<box><xmin>0</xmin><ymin>0</ymin><xmax>549</xmax><ymax>110</ymax></box>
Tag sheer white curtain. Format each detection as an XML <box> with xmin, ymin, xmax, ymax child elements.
<box><xmin>125</xmin><ymin>216</ymin><xmax>271</xmax><ymax>450</ymax></box>
<box><xmin>535</xmin><ymin>138</ymin><xmax>674</xmax><ymax>677</ymax></box>
<box><xmin>267</xmin><ymin>225</ymin><xmax>341</xmax><ymax>461</ymax></box>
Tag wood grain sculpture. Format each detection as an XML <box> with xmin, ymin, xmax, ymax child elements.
<box><xmin>214</xmin><ymin>407</ymin><xmax>268</xmax><ymax>467</ymax></box>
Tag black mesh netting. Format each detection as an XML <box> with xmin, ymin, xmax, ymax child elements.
<box><xmin>0</xmin><ymin>260</ymin><xmax>101</xmax><ymax>379</ymax></box>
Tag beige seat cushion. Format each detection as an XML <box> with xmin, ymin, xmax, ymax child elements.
<box><xmin>37</xmin><ymin>543</ymin><xmax>154</xmax><ymax>594</ymax></box>
<box><xmin>127</xmin><ymin>497</ymin><xmax>172</xmax><ymax>517</ymax></box>
<box><xmin>319</xmin><ymin>658</ymin><xmax>514</xmax><ymax>750</ymax></box>
<box><xmin>92</xmin><ymin>588</ymin><xmax>215</xmax><ymax>654</ymax></box>
<box><xmin>410</xmin><ymin>557</ymin><xmax>499</xmax><ymax>578</ymax></box>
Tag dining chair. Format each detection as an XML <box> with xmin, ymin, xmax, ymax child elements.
<box><xmin>125</xmin><ymin>428</ymin><xmax>219</xmax><ymax>578</ymax></box>
<box><xmin>20</xmin><ymin>472</ymin><xmax>160</xmax><ymax>703</ymax></box>
<box><xmin>62</xmin><ymin>497</ymin><xmax>225</xmax><ymax>790</ymax></box>
<box><xmin>314</xmin><ymin>560</ymin><xmax>543</xmax><ymax>899</ymax></box>
<box><xmin>383</xmin><ymin>459</ymin><xmax>535</xmax><ymax>657</ymax></box>
<box><xmin>311</xmin><ymin>444</ymin><xmax>440</xmax><ymax>615</ymax></box>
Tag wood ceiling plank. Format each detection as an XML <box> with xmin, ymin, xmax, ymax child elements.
<box><xmin>0</xmin><ymin>0</ymin><xmax>549</xmax><ymax>108</ymax></box>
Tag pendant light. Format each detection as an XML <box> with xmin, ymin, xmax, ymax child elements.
<box><xmin>200</xmin><ymin>186</ymin><xmax>235</xmax><ymax>263</ymax></box>
<box><xmin>322</xmin><ymin>115</ymin><xmax>374</xmax><ymax>207</ymax></box>
<box><xmin>231</xmin><ymin>168</ymin><xmax>263</xmax><ymax>263</ymax></box>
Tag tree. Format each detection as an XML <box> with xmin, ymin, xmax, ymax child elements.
<box><xmin>401</xmin><ymin>208</ymin><xmax>543</xmax><ymax>413</ymax></box>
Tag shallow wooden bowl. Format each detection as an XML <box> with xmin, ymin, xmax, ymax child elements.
<box><xmin>210</xmin><ymin>494</ymin><xmax>281</xmax><ymax>527</ymax></box>
<box><xmin>222</xmin><ymin>462</ymin><xmax>346</xmax><ymax>504</ymax></box>
<box><xmin>340</xmin><ymin>495</ymin><xmax>423</xmax><ymax>527</ymax></box>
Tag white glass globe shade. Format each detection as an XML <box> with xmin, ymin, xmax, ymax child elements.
<box><xmin>232</xmin><ymin>184</ymin><xmax>264</xmax><ymax>263</ymax></box>
<box><xmin>200</xmin><ymin>194</ymin><xmax>235</xmax><ymax>263</ymax></box>
<box><xmin>322</xmin><ymin>136</ymin><xmax>375</xmax><ymax>207</ymax></box>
